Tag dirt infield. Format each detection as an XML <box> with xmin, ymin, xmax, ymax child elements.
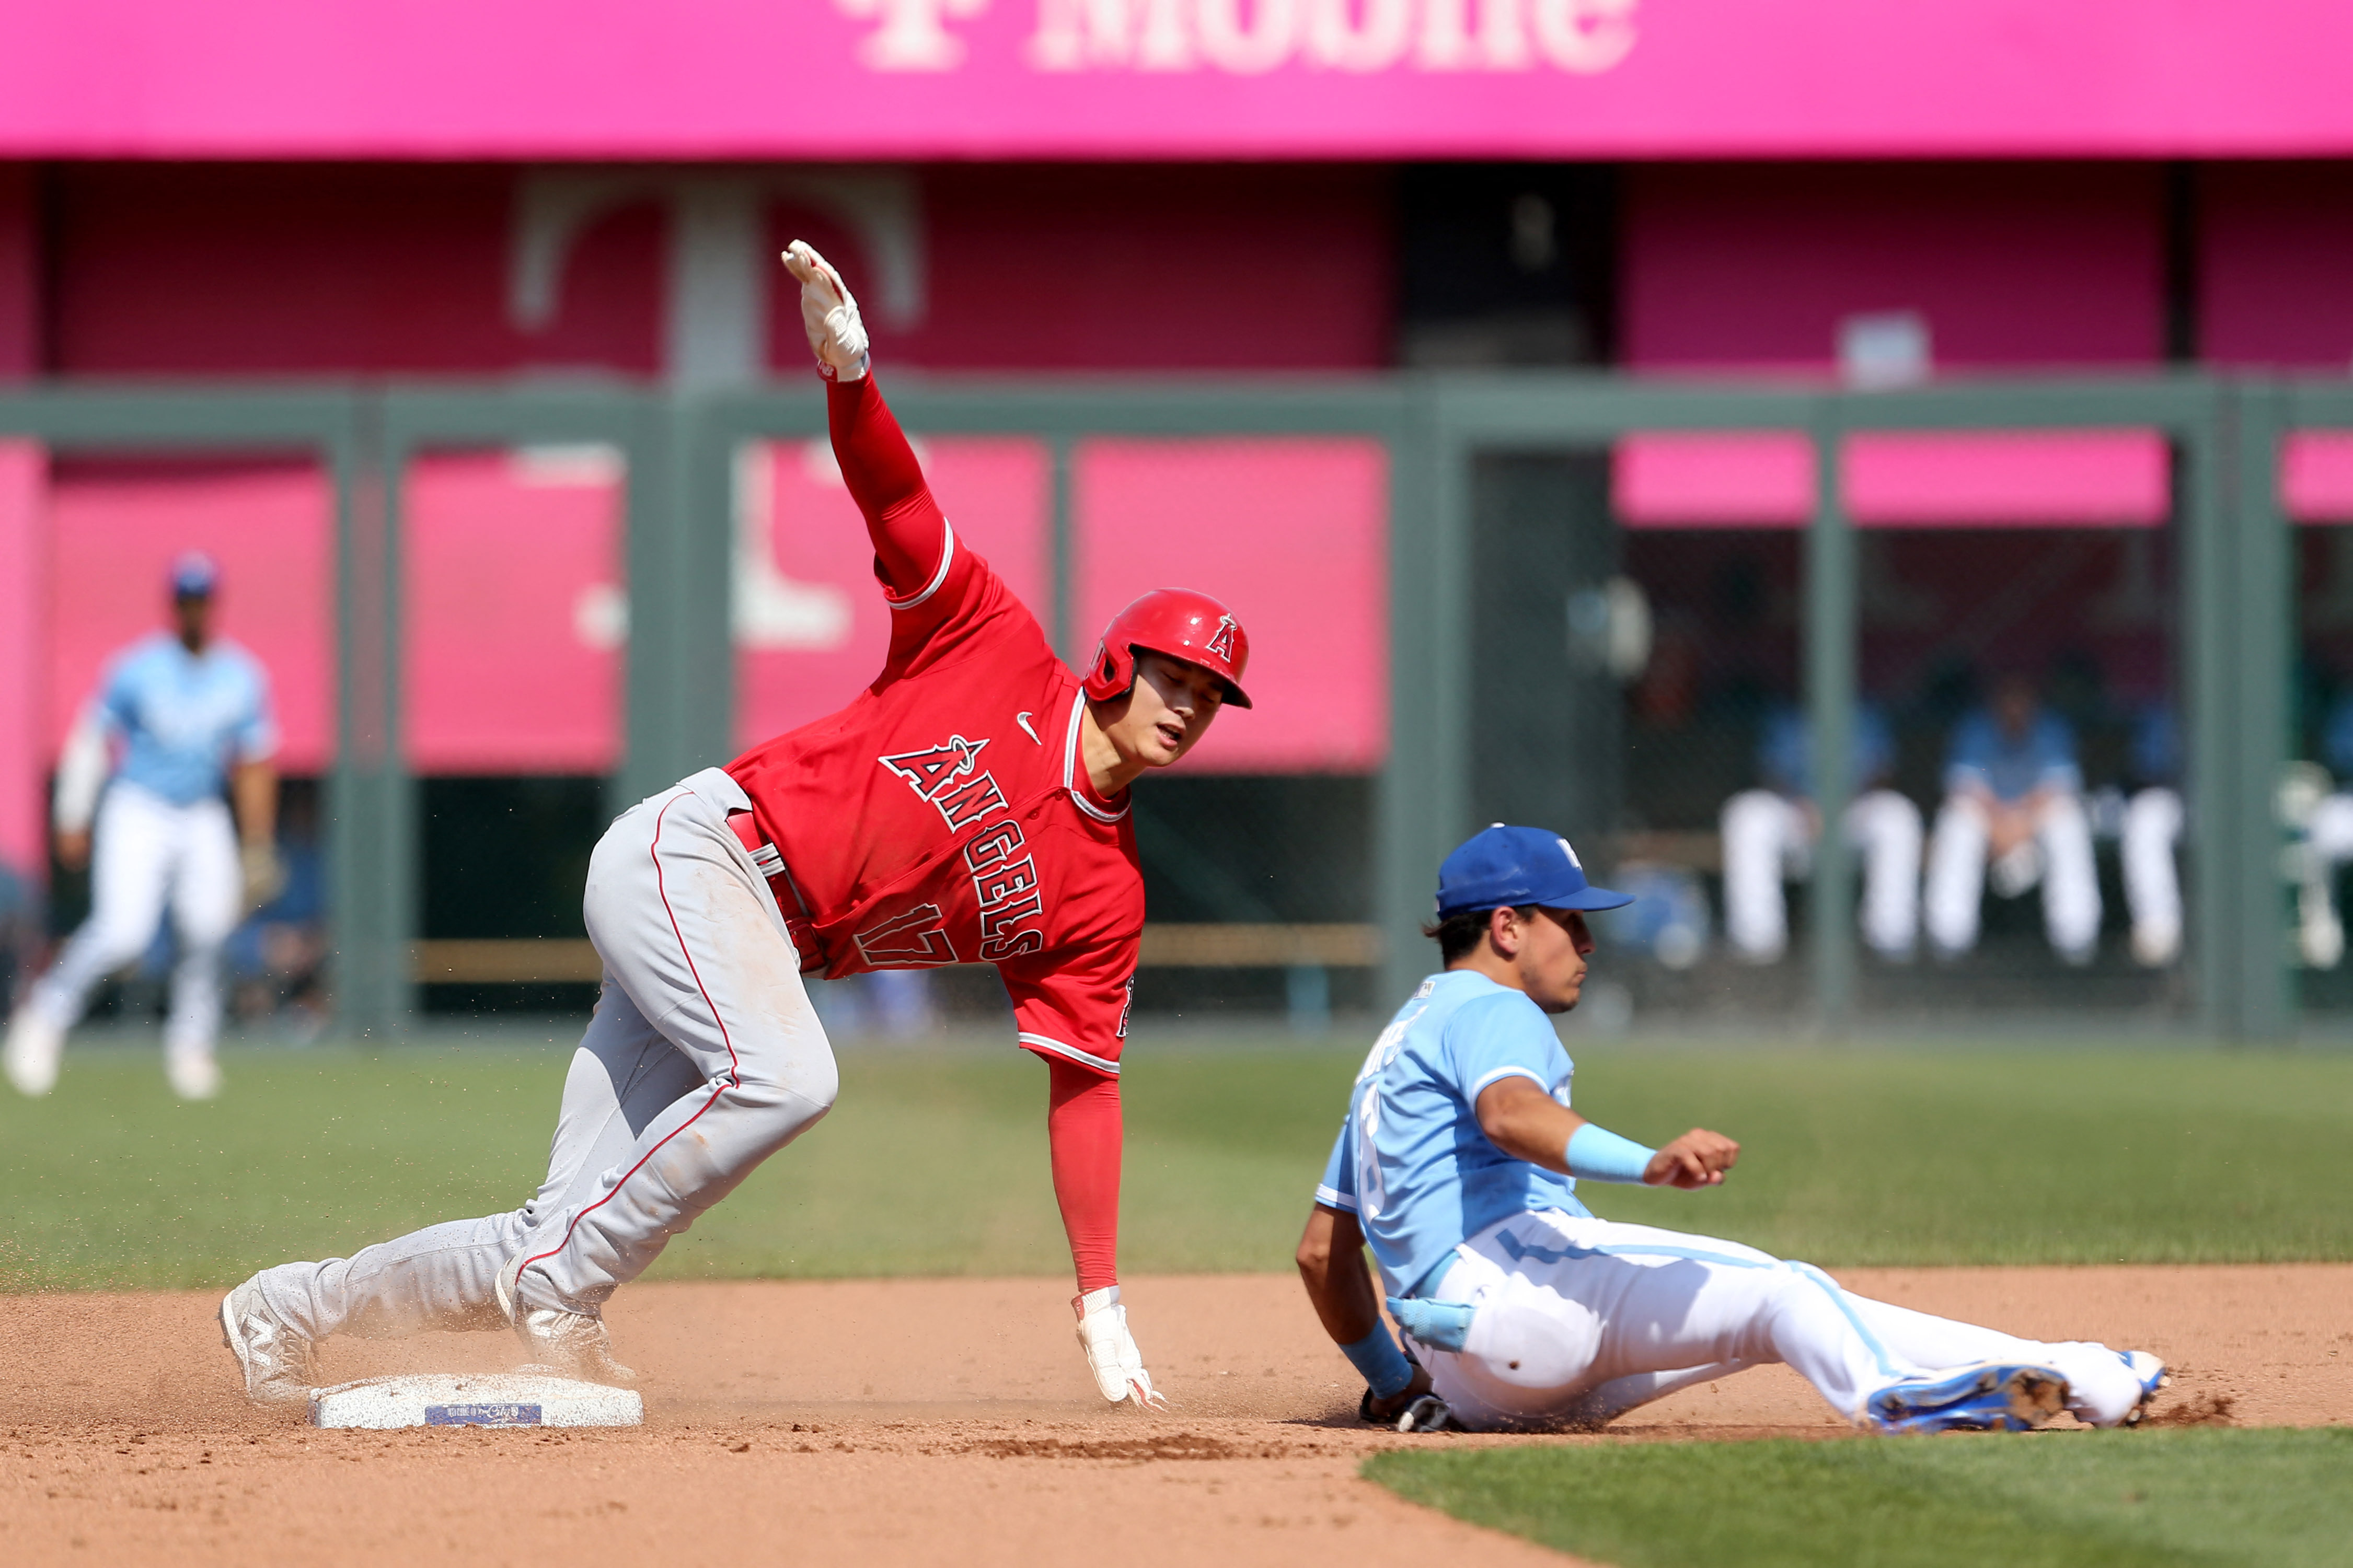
<box><xmin>3</xmin><ymin>1265</ymin><xmax>2346</xmax><ymax>1566</ymax></box>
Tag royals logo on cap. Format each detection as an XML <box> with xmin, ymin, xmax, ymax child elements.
<box><xmin>1435</xmin><ymin>824</ymin><xmax>1632</xmax><ymax>917</ymax></box>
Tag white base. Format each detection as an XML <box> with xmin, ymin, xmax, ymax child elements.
<box><xmin>308</xmin><ymin>1369</ymin><xmax>643</xmax><ymax>1430</ymax></box>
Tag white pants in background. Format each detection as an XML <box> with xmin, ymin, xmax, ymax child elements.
<box><xmin>252</xmin><ymin>767</ymin><xmax>839</xmax><ymax>1340</ymax></box>
<box><xmin>2120</xmin><ymin>787</ymin><xmax>2184</xmax><ymax>968</ymax></box>
<box><xmin>1416</xmin><ymin>1210</ymin><xmax>2148</xmax><ymax>1432</ymax></box>
<box><xmin>1924</xmin><ymin>791</ymin><xmax>2102</xmax><ymax>963</ymax></box>
<box><xmin>28</xmin><ymin>781</ymin><xmax>240</xmax><ymax>1060</ymax></box>
<box><xmin>1720</xmin><ymin>788</ymin><xmax>1922</xmax><ymax>963</ymax></box>
<box><xmin>2292</xmin><ymin>789</ymin><xmax>2353</xmax><ymax>969</ymax></box>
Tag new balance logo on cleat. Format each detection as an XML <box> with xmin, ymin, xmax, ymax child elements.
<box><xmin>1866</xmin><ymin>1363</ymin><xmax>2071</xmax><ymax>1435</ymax></box>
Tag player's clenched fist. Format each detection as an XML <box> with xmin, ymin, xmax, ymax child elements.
<box><xmin>1644</xmin><ymin>1128</ymin><xmax>1740</xmax><ymax>1189</ymax></box>
<box><xmin>1075</xmin><ymin>1287</ymin><xmax>1168</xmax><ymax>1409</ymax></box>
<box><xmin>780</xmin><ymin>239</ymin><xmax>870</xmax><ymax>381</ymax></box>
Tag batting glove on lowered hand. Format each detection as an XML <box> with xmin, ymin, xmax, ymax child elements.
<box><xmin>780</xmin><ymin>239</ymin><xmax>870</xmax><ymax>381</ymax></box>
<box><xmin>1074</xmin><ymin>1286</ymin><xmax>1168</xmax><ymax>1409</ymax></box>
<box><xmin>240</xmin><ymin>841</ymin><xmax>287</xmax><ymax>913</ymax></box>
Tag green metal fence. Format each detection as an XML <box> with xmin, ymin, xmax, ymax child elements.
<box><xmin>0</xmin><ymin>373</ymin><xmax>2327</xmax><ymax>1039</ymax></box>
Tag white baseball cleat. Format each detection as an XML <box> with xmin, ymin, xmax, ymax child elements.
<box><xmin>220</xmin><ymin>1276</ymin><xmax>318</xmax><ymax>1406</ymax></box>
<box><xmin>167</xmin><ymin>1048</ymin><xmax>222</xmax><ymax>1101</ymax></box>
<box><xmin>4</xmin><ymin>1009</ymin><xmax>63</xmax><ymax>1097</ymax></box>
<box><xmin>1074</xmin><ymin>1285</ymin><xmax>1169</xmax><ymax>1409</ymax></box>
<box><xmin>2114</xmin><ymin>1350</ymin><xmax>2170</xmax><ymax>1427</ymax></box>
<box><xmin>495</xmin><ymin>1253</ymin><xmax>637</xmax><ymax>1387</ymax></box>
<box><xmin>1865</xmin><ymin>1362</ymin><xmax>2072</xmax><ymax>1434</ymax></box>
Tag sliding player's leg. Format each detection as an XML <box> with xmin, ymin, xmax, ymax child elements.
<box><xmin>247</xmin><ymin>975</ymin><xmax>702</xmax><ymax>1344</ymax></box>
<box><xmin>503</xmin><ymin>769</ymin><xmax>838</xmax><ymax>1316</ymax></box>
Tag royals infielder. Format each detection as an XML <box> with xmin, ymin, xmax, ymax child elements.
<box><xmin>1297</xmin><ymin>824</ymin><xmax>2166</xmax><ymax>1434</ymax></box>
<box><xmin>5</xmin><ymin>553</ymin><xmax>281</xmax><ymax>1102</ymax></box>
<box><xmin>221</xmin><ymin>242</ymin><xmax>1250</xmax><ymax>1408</ymax></box>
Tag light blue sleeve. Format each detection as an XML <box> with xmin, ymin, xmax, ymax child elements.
<box><xmin>2034</xmin><ymin>715</ymin><xmax>2083</xmax><ymax>793</ymax></box>
<box><xmin>1944</xmin><ymin>712</ymin><xmax>1993</xmax><ymax>793</ymax></box>
<box><xmin>231</xmin><ymin>656</ymin><xmax>280</xmax><ymax>762</ymax></box>
<box><xmin>1853</xmin><ymin>703</ymin><xmax>1895</xmax><ymax>788</ymax></box>
<box><xmin>1314</xmin><ymin>1115</ymin><xmax>1357</xmax><ymax>1212</ymax></box>
<box><xmin>1443</xmin><ymin>992</ymin><xmax>1568</xmax><ymax>1107</ymax></box>
<box><xmin>95</xmin><ymin>650</ymin><xmax>141</xmax><ymax>738</ymax></box>
<box><xmin>1757</xmin><ymin>706</ymin><xmax>1807</xmax><ymax>795</ymax></box>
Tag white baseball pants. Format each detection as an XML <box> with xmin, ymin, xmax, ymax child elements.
<box><xmin>253</xmin><ymin>768</ymin><xmax>838</xmax><ymax>1341</ymax></box>
<box><xmin>2120</xmin><ymin>787</ymin><xmax>2184</xmax><ymax>967</ymax></box>
<box><xmin>1415</xmin><ymin>1210</ymin><xmax>2148</xmax><ymax>1431</ymax></box>
<box><xmin>1720</xmin><ymin>788</ymin><xmax>1922</xmax><ymax>963</ymax></box>
<box><xmin>28</xmin><ymin>781</ymin><xmax>240</xmax><ymax>1059</ymax></box>
<box><xmin>1923</xmin><ymin>791</ymin><xmax>2101</xmax><ymax>963</ymax></box>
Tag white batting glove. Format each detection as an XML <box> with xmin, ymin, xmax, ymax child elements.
<box><xmin>1074</xmin><ymin>1286</ymin><xmax>1168</xmax><ymax>1409</ymax></box>
<box><xmin>240</xmin><ymin>841</ymin><xmax>287</xmax><ymax>912</ymax></box>
<box><xmin>780</xmin><ymin>239</ymin><xmax>870</xmax><ymax>381</ymax></box>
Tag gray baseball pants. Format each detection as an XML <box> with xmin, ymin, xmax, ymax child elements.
<box><xmin>253</xmin><ymin>767</ymin><xmax>838</xmax><ymax>1340</ymax></box>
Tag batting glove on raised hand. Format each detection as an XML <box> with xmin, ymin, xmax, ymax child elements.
<box><xmin>1074</xmin><ymin>1286</ymin><xmax>1168</xmax><ymax>1410</ymax></box>
<box><xmin>780</xmin><ymin>239</ymin><xmax>870</xmax><ymax>381</ymax></box>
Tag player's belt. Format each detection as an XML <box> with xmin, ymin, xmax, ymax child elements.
<box><xmin>725</xmin><ymin>809</ymin><xmax>821</xmax><ymax>969</ymax></box>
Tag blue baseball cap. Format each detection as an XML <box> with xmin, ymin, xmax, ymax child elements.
<box><xmin>169</xmin><ymin>550</ymin><xmax>221</xmax><ymax>599</ymax></box>
<box><xmin>1435</xmin><ymin>823</ymin><xmax>1632</xmax><ymax>917</ymax></box>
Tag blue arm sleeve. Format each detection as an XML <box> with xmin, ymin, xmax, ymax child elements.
<box><xmin>1339</xmin><ymin>1326</ymin><xmax>1414</xmax><ymax>1398</ymax></box>
<box><xmin>1565</xmin><ymin>1122</ymin><xmax>1657</xmax><ymax>1183</ymax></box>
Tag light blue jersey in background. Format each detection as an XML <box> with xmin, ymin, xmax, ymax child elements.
<box><xmin>1317</xmin><ymin>969</ymin><xmax>1587</xmax><ymax>1301</ymax></box>
<box><xmin>1943</xmin><ymin>708</ymin><xmax>2080</xmax><ymax>802</ymax></box>
<box><xmin>91</xmin><ymin>633</ymin><xmax>277</xmax><ymax>804</ymax></box>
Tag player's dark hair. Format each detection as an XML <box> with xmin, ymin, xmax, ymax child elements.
<box><xmin>1422</xmin><ymin>905</ymin><xmax>1539</xmax><ymax>966</ymax></box>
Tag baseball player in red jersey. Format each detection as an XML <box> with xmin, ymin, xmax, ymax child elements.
<box><xmin>218</xmin><ymin>241</ymin><xmax>1248</xmax><ymax>1411</ymax></box>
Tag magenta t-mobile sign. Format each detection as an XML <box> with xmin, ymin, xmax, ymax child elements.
<box><xmin>0</xmin><ymin>0</ymin><xmax>2349</xmax><ymax>157</ymax></box>
<box><xmin>839</xmin><ymin>0</ymin><xmax>1637</xmax><ymax>75</ymax></box>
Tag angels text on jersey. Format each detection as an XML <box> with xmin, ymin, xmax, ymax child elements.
<box><xmin>857</xmin><ymin>729</ymin><xmax>1049</xmax><ymax>966</ymax></box>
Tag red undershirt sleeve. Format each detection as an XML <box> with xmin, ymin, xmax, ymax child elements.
<box><xmin>826</xmin><ymin>371</ymin><xmax>949</xmax><ymax>600</ymax></box>
<box><xmin>1045</xmin><ymin>1056</ymin><xmax>1122</xmax><ymax>1295</ymax></box>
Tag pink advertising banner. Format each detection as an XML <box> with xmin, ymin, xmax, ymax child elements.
<box><xmin>1616</xmin><ymin>431</ymin><xmax>2171</xmax><ymax>528</ymax></box>
<box><xmin>3</xmin><ymin>0</ymin><xmax>2353</xmax><ymax>159</ymax></box>
<box><xmin>1076</xmin><ymin>437</ymin><xmax>1388</xmax><ymax>772</ymax></box>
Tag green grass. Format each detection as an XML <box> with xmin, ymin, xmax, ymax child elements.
<box><xmin>1364</xmin><ymin>1430</ymin><xmax>2353</xmax><ymax>1568</ymax></box>
<box><xmin>2</xmin><ymin>1033</ymin><xmax>2349</xmax><ymax>1292</ymax></box>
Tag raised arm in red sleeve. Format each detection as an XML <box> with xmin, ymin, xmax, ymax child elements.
<box><xmin>827</xmin><ymin>373</ymin><xmax>949</xmax><ymax>600</ymax></box>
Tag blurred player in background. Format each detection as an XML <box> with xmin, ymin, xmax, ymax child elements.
<box><xmin>2282</xmin><ymin>691</ymin><xmax>2353</xmax><ymax>970</ymax></box>
<box><xmin>2115</xmin><ymin>703</ymin><xmax>2185</xmax><ymax>969</ymax></box>
<box><xmin>221</xmin><ymin>243</ymin><xmax>1249</xmax><ymax>1410</ymax></box>
<box><xmin>1923</xmin><ymin>671</ymin><xmax>2100</xmax><ymax>965</ymax></box>
<box><xmin>1720</xmin><ymin>701</ymin><xmax>1920</xmax><ymax>965</ymax></box>
<box><xmin>1299</xmin><ymin>824</ymin><xmax>2166</xmax><ymax>1435</ymax></box>
<box><xmin>4</xmin><ymin>552</ymin><xmax>282</xmax><ymax>1101</ymax></box>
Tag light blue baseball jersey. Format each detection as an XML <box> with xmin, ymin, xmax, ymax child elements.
<box><xmin>1757</xmin><ymin>701</ymin><xmax>1896</xmax><ymax>797</ymax></box>
<box><xmin>90</xmin><ymin>633</ymin><xmax>277</xmax><ymax>806</ymax></box>
<box><xmin>1316</xmin><ymin>969</ymin><xmax>1587</xmax><ymax>1300</ymax></box>
<box><xmin>1943</xmin><ymin>708</ymin><xmax>2080</xmax><ymax>802</ymax></box>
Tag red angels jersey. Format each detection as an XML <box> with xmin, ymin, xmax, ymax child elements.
<box><xmin>725</xmin><ymin>376</ymin><xmax>1142</xmax><ymax>1078</ymax></box>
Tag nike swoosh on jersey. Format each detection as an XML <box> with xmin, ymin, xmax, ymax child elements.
<box><xmin>1017</xmin><ymin>711</ymin><xmax>1039</xmax><ymax>744</ymax></box>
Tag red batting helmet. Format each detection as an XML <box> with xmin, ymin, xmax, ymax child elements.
<box><xmin>1082</xmin><ymin>588</ymin><xmax>1253</xmax><ymax>710</ymax></box>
